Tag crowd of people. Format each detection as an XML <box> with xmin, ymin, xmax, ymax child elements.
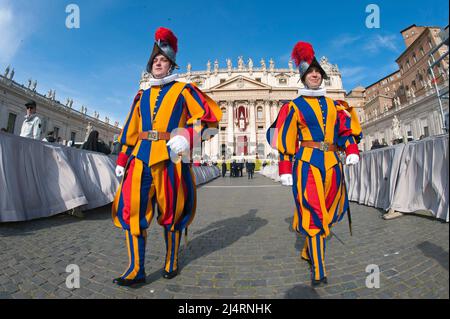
<box><xmin>221</xmin><ymin>159</ymin><xmax>256</xmax><ymax>179</ymax></box>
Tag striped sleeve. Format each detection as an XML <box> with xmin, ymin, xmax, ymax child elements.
<box><xmin>116</xmin><ymin>90</ymin><xmax>142</xmax><ymax>167</ymax></box>
<box><xmin>266</xmin><ymin>102</ymin><xmax>298</xmax><ymax>175</ymax></box>
<box><xmin>335</xmin><ymin>100</ymin><xmax>363</xmax><ymax>156</ymax></box>
<box><xmin>181</xmin><ymin>83</ymin><xmax>222</xmax><ymax>145</ymax></box>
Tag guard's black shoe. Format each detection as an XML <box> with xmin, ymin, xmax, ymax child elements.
<box><xmin>311</xmin><ymin>277</ymin><xmax>328</xmax><ymax>287</ymax></box>
<box><xmin>113</xmin><ymin>277</ymin><xmax>146</xmax><ymax>286</ymax></box>
<box><xmin>162</xmin><ymin>269</ymin><xmax>178</xmax><ymax>279</ymax></box>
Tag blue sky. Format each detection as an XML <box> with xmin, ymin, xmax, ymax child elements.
<box><xmin>1</xmin><ymin>0</ymin><xmax>448</xmax><ymax>124</ymax></box>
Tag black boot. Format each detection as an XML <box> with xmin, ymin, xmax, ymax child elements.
<box><xmin>162</xmin><ymin>269</ymin><xmax>178</xmax><ymax>279</ymax></box>
<box><xmin>113</xmin><ymin>276</ymin><xmax>146</xmax><ymax>286</ymax></box>
<box><xmin>311</xmin><ymin>276</ymin><xmax>328</xmax><ymax>287</ymax></box>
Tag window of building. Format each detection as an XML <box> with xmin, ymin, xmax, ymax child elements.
<box><xmin>221</xmin><ymin>144</ymin><xmax>226</xmax><ymax>156</ymax></box>
<box><xmin>70</xmin><ymin>131</ymin><xmax>76</xmax><ymax>142</ymax></box>
<box><xmin>420</xmin><ymin>46</ymin><xmax>425</xmax><ymax>56</ymax></box>
<box><xmin>278</xmin><ymin>78</ymin><xmax>287</xmax><ymax>85</ymax></box>
<box><xmin>221</xmin><ymin>107</ymin><xmax>227</xmax><ymax>118</ymax></box>
<box><xmin>258</xmin><ymin>125</ymin><xmax>264</xmax><ymax>130</ymax></box>
<box><xmin>418</xmin><ymin>73</ymin><xmax>424</xmax><ymax>83</ymax></box>
<box><xmin>257</xmin><ymin>143</ymin><xmax>265</xmax><ymax>157</ymax></box>
<box><xmin>220</xmin><ymin>79</ymin><xmax>226</xmax><ymax>84</ymax></box>
<box><xmin>423</xmin><ymin>126</ymin><xmax>429</xmax><ymax>137</ymax></box>
<box><xmin>257</xmin><ymin>106</ymin><xmax>263</xmax><ymax>120</ymax></box>
<box><xmin>255</xmin><ymin>78</ymin><xmax>261</xmax><ymax>82</ymax></box>
<box><xmin>406</xmin><ymin>60</ymin><xmax>411</xmax><ymax>69</ymax></box>
<box><xmin>54</xmin><ymin>126</ymin><xmax>60</xmax><ymax>138</ymax></box>
<box><xmin>413</xmin><ymin>54</ymin><xmax>417</xmax><ymax>63</ymax></box>
<box><xmin>220</xmin><ymin>126</ymin><xmax>226</xmax><ymax>131</ymax></box>
<box><xmin>194</xmin><ymin>80</ymin><xmax>204</xmax><ymax>87</ymax></box>
<box><xmin>7</xmin><ymin>113</ymin><xmax>17</xmax><ymax>133</ymax></box>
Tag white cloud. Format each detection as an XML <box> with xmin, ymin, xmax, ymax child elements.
<box><xmin>331</xmin><ymin>34</ymin><xmax>363</xmax><ymax>49</ymax></box>
<box><xmin>364</xmin><ymin>34</ymin><xmax>401</xmax><ymax>54</ymax></box>
<box><xmin>340</xmin><ymin>66</ymin><xmax>367</xmax><ymax>78</ymax></box>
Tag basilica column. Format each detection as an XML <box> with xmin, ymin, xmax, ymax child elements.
<box><xmin>212</xmin><ymin>129</ymin><xmax>220</xmax><ymax>160</ymax></box>
<box><xmin>249</xmin><ymin>100</ymin><xmax>256</xmax><ymax>155</ymax></box>
<box><xmin>204</xmin><ymin>138</ymin><xmax>211</xmax><ymax>160</ymax></box>
<box><xmin>227</xmin><ymin>101</ymin><xmax>234</xmax><ymax>157</ymax></box>
<box><xmin>264</xmin><ymin>100</ymin><xmax>272</xmax><ymax>158</ymax></box>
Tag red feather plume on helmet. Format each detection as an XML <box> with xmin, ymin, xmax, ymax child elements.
<box><xmin>155</xmin><ymin>27</ymin><xmax>178</xmax><ymax>53</ymax></box>
<box><xmin>291</xmin><ymin>41</ymin><xmax>315</xmax><ymax>67</ymax></box>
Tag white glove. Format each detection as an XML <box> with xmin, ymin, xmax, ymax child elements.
<box><xmin>346</xmin><ymin>154</ymin><xmax>360</xmax><ymax>166</ymax></box>
<box><xmin>280</xmin><ymin>174</ymin><xmax>293</xmax><ymax>186</ymax></box>
<box><xmin>115</xmin><ymin>165</ymin><xmax>125</xmax><ymax>177</ymax></box>
<box><xmin>167</xmin><ymin>135</ymin><xmax>190</xmax><ymax>154</ymax></box>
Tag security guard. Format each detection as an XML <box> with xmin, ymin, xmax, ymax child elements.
<box><xmin>20</xmin><ymin>100</ymin><xmax>42</xmax><ymax>140</ymax></box>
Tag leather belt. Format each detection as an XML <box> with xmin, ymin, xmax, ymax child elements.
<box><xmin>301</xmin><ymin>141</ymin><xmax>339</xmax><ymax>152</ymax></box>
<box><xmin>138</xmin><ymin>131</ymin><xmax>171</xmax><ymax>141</ymax></box>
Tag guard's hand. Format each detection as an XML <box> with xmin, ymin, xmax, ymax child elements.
<box><xmin>280</xmin><ymin>174</ymin><xmax>293</xmax><ymax>186</ymax></box>
<box><xmin>346</xmin><ymin>154</ymin><xmax>359</xmax><ymax>166</ymax></box>
<box><xmin>167</xmin><ymin>135</ymin><xmax>190</xmax><ymax>155</ymax></box>
<box><xmin>115</xmin><ymin>165</ymin><xmax>125</xmax><ymax>177</ymax></box>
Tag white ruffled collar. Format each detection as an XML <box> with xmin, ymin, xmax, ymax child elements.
<box><xmin>148</xmin><ymin>73</ymin><xmax>179</xmax><ymax>86</ymax></box>
<box><xmin>298</xmin><ymin>87</ymin><xmax>327</xmax><ymax>97</ymax></box>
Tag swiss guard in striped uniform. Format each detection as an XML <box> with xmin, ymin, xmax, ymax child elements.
<box><xmin>267</xmin><ymin>42</ymin><xmax>362</xmax><ymax>286</ymax></box>
<box><xmin>112</xmin><ymin>27</ymin><xmax>222</xmax><ymax>286</ymax></box>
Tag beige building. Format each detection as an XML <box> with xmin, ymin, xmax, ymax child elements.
<box><xmin>141</xmin><ymin>56</ymin><xmax>346</xmax><ymax>160</ymax></box>
<box><xmin>397</xmin><ymin>25</ymin><xmax>448</xmax><ymax>103</ymax></box>
<box><xmin>364</xmin><ymin>71</ymin><xmax>402</xmax><ymax>121</ymax></box>
<box><xmin>357</xmin><ymin>24</ymin><xmax>449</xmax><ymax>151</ymax></box>
<box><xmin>0</xmin><ymin>71</ymin><xmax>121</xmax><ymax>147</ymax></box>
<box><xmin>346</xmin><ymin>86</ymin><xmax>367</xmax><ymax>123</ymax></box>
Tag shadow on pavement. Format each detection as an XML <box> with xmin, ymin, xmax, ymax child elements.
<box><xmin>0</xmin><ymin>204</ymin><xmax>112</xmax><ymax>237</ymax></box>
<box><xmin>285</xmin><ymin>216</ymin><xmax>305</xmax><ymax>253</ymax></box>
<box><xmin>284</xmin><ymin>284</ymin><xmax>321</xmax><ymax>299</ymax></box>
<box><xmin>141</xmin><ymin>209</ymin><xmax>268</xmax><ymax>286</ymax></box>
<box><xmin>417</xmin><ymin>241</ymin><xmax>449</xmax><ymax>271</ymax></box>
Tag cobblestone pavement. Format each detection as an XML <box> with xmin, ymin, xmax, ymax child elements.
<box><xmin>0</xmin><ymin>173</ymin><xmax>448</xmax><ymax>299</ymax></box>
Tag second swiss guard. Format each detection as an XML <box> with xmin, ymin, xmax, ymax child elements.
<box><xmin>267</xmin><ymin>41</ymin><xmax>363</xmax><ymax>286</ymax></box>
<box><xmin>112</xmin><ymin>27</ymin><xmax>222</xmax><ymax>286</ymax></box>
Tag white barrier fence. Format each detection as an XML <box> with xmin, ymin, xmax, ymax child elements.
<box><xmin>345</xmin><ymin>134</ymin><xmax>448</xmax><ymax>222</ymax></box>
<box><xmin>0</xmin><ymin>132</ymin><xmax>220</xmax><ymax>222</ymax></box>
<box><xmin>259</xmin><ymin>164</ymin><xmax>280</xmax><ymax>183</ymax></box>
<box><xmin>260</xmin><ymin>134</ymin><xmax>449</xmax><ymax>222</ymax></box>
